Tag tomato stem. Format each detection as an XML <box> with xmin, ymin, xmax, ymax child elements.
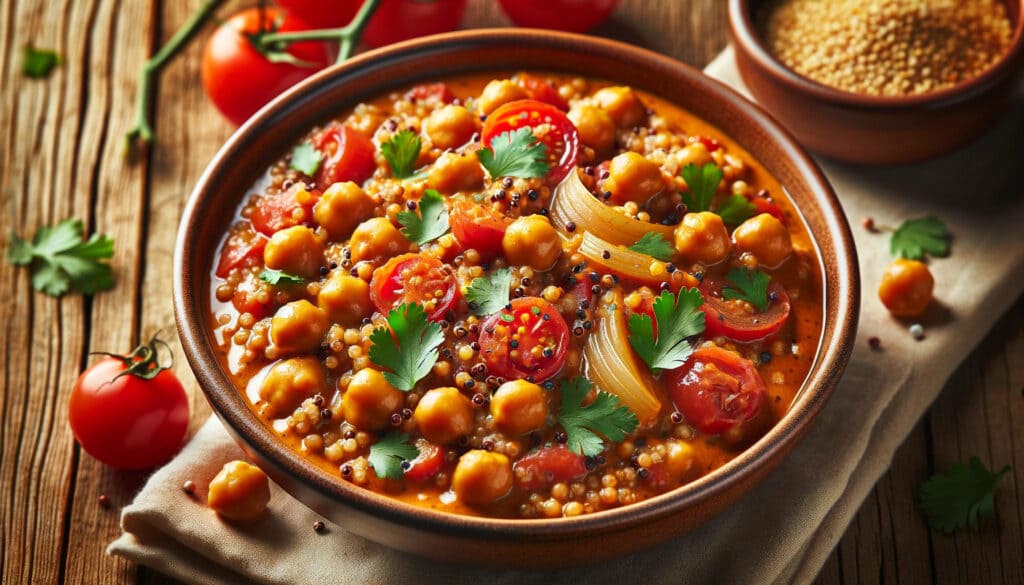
<box><xmin>124</xmin><ymin>0</ymin><xmax>226</xmax><ymax>153</ymax></box>
<box><xmin>92</xmin><ymin>333</ymin><xmax>174</xmax><ymax>382</ymax></box>
<box><xmin>258</xmin><ymin>0</ymin><xmax>382</xmax><ymax>65</ymax></box>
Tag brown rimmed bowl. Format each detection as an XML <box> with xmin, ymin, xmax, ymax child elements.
<box><xmin>729</xmin><ymin>0</ymin><xmax>1024</xmax><ymax>165</ymax></box>
<box><xmin>173</xmin><ymin>29</ymin><xmax>859</xmax><ymax>568</ymax></box>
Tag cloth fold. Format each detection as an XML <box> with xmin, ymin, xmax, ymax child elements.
<box><xmin>109</xmin><ymin>48</ymin><xmax>1024</xmax><ymax>584</ymax></box>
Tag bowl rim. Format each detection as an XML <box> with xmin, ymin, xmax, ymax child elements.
<box><xmin>174</xmin><ymin>28</ymin><xmax>859</xmax><ymax>540</ymax></box>
<box><xmin>728</xmin><ymin>0</ymin><xmax>1024</xmax><ymax>110</ymax></box>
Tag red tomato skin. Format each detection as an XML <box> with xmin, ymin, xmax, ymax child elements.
<box><xmin>517</xmin><ymin>74</ymin><xmax>569</xmax><ymax>111</ymax></box>
<box><xmin>514</xmin><ymin>445</ymin><xmax>588</xmax><ymax>489</ymax></box>
<box><xmin>215</xmin><ymin>227</ymin><xmax>267</xmax><ymax>278</ymax></box>
<box><xmin>201</xmin><ymin>8</ymin><xmax>331</xmax><ymax>126</ymax></box>
<box><xmin>314</xmin><ymin>124</ymin><xmax>377</xmax><ymax>188</ymax></box>
<box><xmin>701</xmin><ymin>279</ymin><xmax>791</xmax><ymax>343</ymax></box>
<box><xmin>478</xmin><ymin>297</ymin><xmax>570</xmax><ymax>383</ymax></box>
<box><xmin>249</xmin><ymin>183</ymin><xmax>319</xmax><ymax>236</ymax></box>
<box><xmin>749</xmin><ymin>195</ymin><xmax>785</xmax><ymax>221</ymax></box>
<box><xmin>369</xmin><ymin>254</ymin><xmax>461</xmax><ymax>322</ymax></box>
<box><xmin>405</xmin><ymin>83</ymin><xmax>457</xmax><ymax>105</ymax></box>
<box><xmin>481</xmin><ymin>99</ymin><xmax>580</xmax><ymax>185</ymax></box>
<box><xmin>68</xmin><ymin>358</ymin><xmax>189</xmax><ymax>470</ymax></box>
<box><xmin>449</xmin><ymin>199</ymin><xmax>511</xmax><ymax>258</ymax></box>
<box><xmin>404</xmin><ymin>439</ymin><xmax>445</xmax><ymax>482</ymax></box>
<box><xmin>665</xmin><ymin>347</ymin><xmax>766</xmax><ymax>438</ymax></box>
<box><xmin>363</xmin><ymin>0</ymin><xmax>468</xmax><ymax>48</ymax></box>
<box><xmin>499</xmin><ymin>0</ymin><xmax>620</xmax><ymax>32</ymax></box>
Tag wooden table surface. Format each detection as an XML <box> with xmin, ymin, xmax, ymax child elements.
<box><xmin>2</xmin><ymin>1</ymin><xmax>1021</xmax><ymax>583</ymax></box>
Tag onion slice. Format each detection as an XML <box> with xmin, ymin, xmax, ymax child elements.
<box><xmin>577</xmin><ymin>232</ymin><xmax>698</xmax><ymax>290</ymax></box>
<box><xmin>584</xmin><ymin>291</ymin><xmax>662</xmax><ymax>424</ymax></box>
<box><xmin>550</xmin><ymin>170</ymin><xmax>675</xmax><ymax>245</ymax></box>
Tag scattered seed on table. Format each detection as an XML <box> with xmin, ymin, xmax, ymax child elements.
<box><xmin>98</xmin><ymin>494</ymin><xmax>110</xmax><ymax>508</ymax></box>
<box><xmin>868</xmin><ymin>336</ymin><xmax>882</xmax><ymax>351</ymax></box>
<box><xmin>909</xmin><ymin>323</ymin><xmax>925</xmax><ymax>340</ymax></box>
<box><xmin>313</xmin><ymin>520</ymin><xmax>326</xmax><ymax>534</ymax></box>
<box><xmin>182</xmin><ymin>479</ymin><xmax>197</xmax><ymax>495</ymax></box>
<box><xmin>862</xmin><ymin>217</ymin><xmax>876</xmax><ymax>233</ymax></box>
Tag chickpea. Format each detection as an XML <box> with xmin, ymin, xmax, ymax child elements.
<box><xmin>413</xmin><ymin>387</ymin><xmax>474</xmax><ymax>444</ymax></box>
<box><xmin>349</xmin><ymin>217</ymin><xmax>410</xmax><ymax>264</ymax></box>
<box><xmin>263</xmin><ymin>225</ymin><xmax>324</xmax><ymax>279</ymax></box>
<box><xmin>674</xmin><ymin>142</ymin><xmax>712</xmax><ymax>169</ymax></box>
<box><xmin>342</xmin><ymin>368</ymin><xmax>404</xmax><ymax>430</ymax></box>
<box><xmin>207</xmin><ymin>460</ymin><xmax>270</xmax><ymax>522</ymax></box>
<box><xmin>270</xmin><ymin>300</ymin><xmax>329</xmax><ymax>354</ymax></box>
<box><xmin>490</xmin><ymin>380</ymin><xmax>548</xmax><ymax>436</ymax></box>
<box><xmin>603</xmin><ymin>152</ymin><xmax>664</xmax><ymax>204</ymax></box>
<box><xmin>313</xmin><ymin>182</ymin><xmax>375</xmax><ymax>241</ymax></box>
<box><xmin>259</xmin><ymin>356</ymin><xmax>326</xmax><ymax>418</ymax></box>
<box><xmin>427</xmin><ymin>151</ymin><xmax>484</xmax><ymax>193</ymax></box>
<box><xmin>318</xmin><ymin>271</ymin><xmax>372</xmax><ymax>327</ymax></box>
<box><xmin>878</xmin><ymin>258</ymin><xmax>934</xmax><ymax>317</ymax></box>
<box><xmin>477</xmin><ymin>79</ymin><xmax>529</xmax><ymax>115</ymax></box>
<box><xmin>661</xmin><ymin>441</ymin><xmax>698</xmax><ymax>485</ymax></box>
<box><xmin>501</xmin><ymin>215</ymin><xmax>561</xmax><ymax>271</ymax></box>
<box><xmin>592</xmin><ymin>86</ymin><xmax>646</xmax><ymax>128</ymax></box>
<box><xmin>423</xmin><ymin>105</ymin><xmax>478</xmax><ymax>150</ymax></box>
<box><xmin>732</xmin><ymin>213</ymin><xmax>792</xmax><ymax>268</ymax></box>
<box><xmin>568</xmin><ymin>105</ymin><xmax>616</xmax><ymax>155</ymax></box>
<box><xmin>452</xmin><ymin>450</ymin><xmax>513</xmax><ymax>507</ymax></box>
<box><xmin>674</xmin><ymin>211</ymin><xmax>731</xmax><ymax>265</ymax></box>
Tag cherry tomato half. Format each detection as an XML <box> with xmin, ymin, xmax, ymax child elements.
<box><xmin>478</xmin><ymin>297</ymin><xmax>570</xmax><ymax>383</ymax></box>
<box><xmin>515</xmin><ymin>73</ymin><xmax>569</xmax><ymax>111</ymax></box>
<box><xmin>403</xmin><ymin>439</ymin><xmax>445</xmax><ymax>482</ymax></box>
<box><xmin>513</xmin><ymin>444</ymin><xmax>587</xmax><ymax>489</ymax></box>
<box><xmin>68</xmin><ymin>338</ymin><xmax>189</xmax><ymax>470</ymax></box>
<box><xmin>665</xmin><ymin>346</ymin><xmax>767</xmax><ymax>440</ymax></box>
<box><xmin>313</xmin><ymin>123</ymin><xmax>378</xmax><ymax>188</ymax></box>
<box><xmin>405</xmin><ymin>82</ymin><xmax>457</xmax><ymax>105</ymax></box>
<box><xmin>201</xmin><ymin>7</ymin><xmax>331</xmax><ymax>126</ymax></box>
<box><xmin>249</xmin><ymin>182</ymin><xmax>319</xmax><ymax>236</ymax></box>
<box><xmin>499</xmin><ymin>0</ymin><xmax>620</xmax><ymax>33</ymax></box>
<box><xmin>370</xmin><ymin>254</ymin><xmax>461</xmax><ymax>322</ymax></box>
<box><xmin>481</xmin><ymin>99</ymin><xmax>580</xmax><ymax>184</ymax></box>
<box><xmin>449</xmin><ymin>198</ymin><xmax>513</xmax><ymax>258</ymax></box>
<box><xmin>216</xmin><ymin>224</ymin><xmax>267</xmax><ymax>278</ymax></box>
<box><xmin>701</xmin><ymin>277</ymin><xmax>791</xmax><ymax>343</ymax></box>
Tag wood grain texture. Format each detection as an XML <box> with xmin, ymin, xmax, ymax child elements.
<box><xmin>0</xmin><ymin>0</ymin><xmax>1020</xmax><ymax>584</ymax></box>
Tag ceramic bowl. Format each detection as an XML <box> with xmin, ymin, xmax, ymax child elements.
<box><xmin>174</xmin><ymin>29</ymin><xmax>859</xmax><ymax>568</ymax></box>
<box><xmin>729</xmin><ymin>0</ymin><xmax>1024</xmax><ymax>165</ymax></box>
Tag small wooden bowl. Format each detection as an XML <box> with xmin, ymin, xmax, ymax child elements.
<box><xmin>174</xmin><ymin>29</ymin><xmax>859</xmax><ymax>568</ymax></box>
<box><xmin>729</xmin><ymin>0</ymin><xmax>1024</xmax><ymax>165</ymax></box>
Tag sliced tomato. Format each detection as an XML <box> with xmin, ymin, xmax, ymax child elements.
<box><xmin>701</xmin><ymin>277</ymin><xmax>791</xmax><ymax>343</ymax></box>
<box><xmin>403</xmin><ymin>439</ymin><xmax>445</xmax><ymax>482</ymax></box>
<box><xmin>249</xmin><ymin>182</ymin><xmax>319</xmax><ymax>236</ymax></box>
<box><xmin>665</xmin><ymin>346</ymin><xmax>767</xmax><ymax>439</ymax></box>
<box><xmin>313</xmin><ymin>123</ymin><xmax>377</xmax><ymax>188</ymax></box>
<box><xmin>449</xmin><ymin>198</ymin><xmax>512</xmax><ymax>258</ymax></box>
<box><xmin>481</xmin><ymin>99</ymin><xmax>580</xmax><ymax>184</ymax></box>
<box><xmin>516</xmin><ymin>74</ymin><xmax>569</xmax><ymax>111</ymax></box>
<box><xmin>749</xmin><ymin>194</ymin><xmax>785</xmax><ymax>221</ymax></box>
<box><xmin>513</xmin><ymin>444</ymin><xmax>587</xmax><ymax>489</ymax></box>
<box><xmin>369</xmin><ymin>254</ymin><xmax>461</xmax><ymax>322</ymax></box>
<box><xmin>405</xmin><ymin>82</ymin><xmax>457</xmax><ymax>105</ymax></box>
<box><xmin>697</xmin><ymin>136</ymin><xmax>723</xmax><ymax>152</ymax></box>
<box><xmin>231</xmin><ymin>273</ymin><xmax>272</xmax><ymax>319</ymax></box>
<box><xmin>479</xmin><ymin>297</ymin><xmax>569</xmax><ymax>383</ymax></box>
<box><xmin>216</xmin><ymin>224</ymin><xmax>267</xmax><ymax>278</ymax></box>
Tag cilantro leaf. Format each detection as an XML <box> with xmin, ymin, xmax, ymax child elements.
<box><xmin>919</xmin><ymin>456</ymin><xmax>1011</xmax><ymax>533</ymax></box>
<box><xmin>259</xmin><ymin>268</ymin><xmax>305</xmax><ymax>286</ymax></box>
<box><xmin>368</xmin><ymin>433</ymin><xmax>419</xmax><ymax>480</ymax></box>
<box><xmin>290</xmin><ymin>142</ymin><xmax>323</xmax><ymax>177</ymax></box>
<box><xmin>680</xmin><ymin>162</ymin><xmax>723</xmax><ymax>213</ymax></box>
<box><xmin>891</xmin><ymin>216</ymin><xmax>950</xmax><ymax>260</ymax></box>
<box><xmin>558</xmin><ymin>377</ymin><xmax>639</xmax><ymax>457</ymax></box>
<box><xmin>465</xmin><ymin>268</ymin><xmax>512</xmax><ymax>315</ymax></box>
<box><xmin>627</xmin><ymin>288</ymin><xmax>705</xmax><ymax>373</ymax></box>
<box><xmin>7</xmin><ymin>219</ymin><xmax>115</xmax><ymax>297</ymax></box>
<box><xmin>716</xmin><ymin>194</ymin><xmax>757</xmax><ymax>226</ymax></box>
<box><xmin>381</xmin><ymin>129</ymin><xmax>421</xmax><ymax>178</ymax></box>
<box><xmin>368</xmin><ymin>303</ymin><xmax>444</xmax><ymax>391</ymax></box>
<box><xmin>722</xmin><ymin>268</ymin><xmax>771</xmax><ymax>312</ymax></box>
<box><xmin>23</xmin><ymin>46</ymin><xmax>62</xmax><ymax>78</ymax></box>
<box><xmin>476</xmin><ymin>127</ymin><xmax>549</xmax><ymax>179</ymax></box>
<box><xmin>397</xmin><ymin>189</ymin><xmax>449</xmax><ymax>245</ymax></box>
<box><xmin>627</xmin><ymin>232</ymin><xmax>675</xmax><ymax>262</ymax></box>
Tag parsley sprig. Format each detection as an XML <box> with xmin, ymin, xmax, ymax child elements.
<box><xmin>290</xmin><ymin>142</ymin><xmax>323</xmax><ymax>177</ymax></box>
<box><xmin>476</xmin><ymin>127</ymin><xmax>549</xmax><ymax>179</ymax></box>
<box><xmin>627</xmin><ymin>288</ymin><xmax>705</xmax><ymax>373</ymax></box>
<box><xmin>397</xmin><ymin>189</ymin><xmax>449</xmax><ymax>245</ymax></box>
<box><xmin>368</xmin><ymin>433</ymin><xmax>419</xmax><ymax>480</ymax></box>
<box><xmin>465</xmin><ymin>267</ymin><xmax>512</xmax><ymax>315</ymax></box>
<box><xmin>680</xmin><ymin>162</ymin><xmax>723</xmax><ymax>213</ymax></box>
<box><xmin>716</xmin><ymin>194</ymin><xmax>758</xmax><ymax>226</ymax></box>
<box><xmin>381</xmin><ymin>129</ymin><xmax>422</xmax><ymax>179</ymax></box>
<box><xmin>368</xmin><ymin>303</ymin><xmax>444</xmax><ymax>391</ymax></box>
<box><xmin>23</xmin><ymin>46</ymin><xmax>62</xmax><ymax>78</ymax></box>
<box><xmin>891</xmin><ymin>216</ymin><xmax>950</xmax><ymax>260</ymax></box>
<box><xmin>919</xmin><ymin>456</ymin><xmax>1011</xmax><ymax>533</ymax></box>
<box><xmin>259</xmin><ymin>268</ymin><xmax>304</xmax><ymax>286</ymax></box>
<box><xmin>558</xmin><ymin>377</ymin><xmax>639</xmax><ymax>457</ymax></box>
<box><xmin>627</xmin><ymin>232</ymin><xmax>675</xmax><ymax>262</ymax></box>
<box><xmin>722</xmin><ymin>268</ymin><xmax>771</xmax><ymax>312</ymax></box>
<box><xmin>7</xmin><ymin>219</ymin><xmax>115</xmax><ymax>297</ymax></box>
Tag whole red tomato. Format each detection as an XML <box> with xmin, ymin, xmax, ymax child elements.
<box><xmin>498</xmin><ymin>0</ymin><xmax>620</xmax><ymax>32</ymax></box>
<box><xmin>68</xmin><ymin>337</ymin><xmax>189</xmax><ymax>470</ymax></box>
<box><xmin>202</xmin><ymin>7</ymin><xmax>332</xmax><ymax>126</ymax></box>
<box><xmin>275</xmin><ymin>0</ymin><xmax>466</xmax><ymax>47</ymax></box>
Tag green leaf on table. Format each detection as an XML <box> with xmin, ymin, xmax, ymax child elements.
<box><xmin>22</xmin><ymin>46</ymin><xmax>62</xmax><ymax>78</ymax></box>
<box><xmin>919</xmin><ymin>456</ymin><xmax>1011</xmax><ymax>533</ymax></box>
<box><xmin>891</xmin><ymin>216</ymin><xmax>950</xmax><ymax>260</ymax></box>
<box><xmin>557</xmin><ymin>377</ymin><xmax>638</xmax><ymax>457</ymax></box>
<box><xmin>7</xmin><ymin>218</ymin><xmax>115</xmax><ymax>297</ymax></box>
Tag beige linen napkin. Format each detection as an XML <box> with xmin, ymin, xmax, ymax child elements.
<box><xmin>110</xmin><ymin>48</ymin><xmax>1024</xmax><ymax>584</ymax></box>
